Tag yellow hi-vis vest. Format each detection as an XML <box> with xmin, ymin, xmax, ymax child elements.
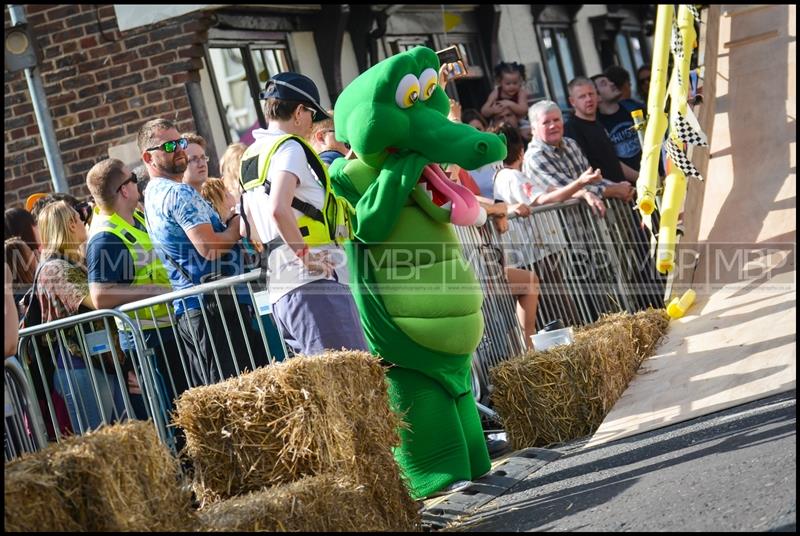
<box><xmin>240</xmin><ymin>134</ymin><xmax>353</xmax><ymax>247</ymax></box>
<box><xmin>88</xmin><ymin>209</ymin><xmax>172</xmax><ymax>330</ymax></box>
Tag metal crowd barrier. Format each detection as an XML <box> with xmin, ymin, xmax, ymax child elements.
<box><xmin>6</xmin><ymin>270</ymin><xmax>288</xmax><ymax>460</ymax></box>
<box><xmin>455</xmin><ymin>197</ymin><xmax>667</xmax><ymax>408</ymax></box>
<box><xmin>6</xmin><ymin>201</ymin><xmax>665</xmax><ymax>459</ymax></box>
<box><xmin>603</xmin><ymin>198</ymin><xmax>666</xmax><ymax>311</ymax></box>
<box><xmin>116</xmin><ymin>270</ymin><xmax>288</xmax><ymax>406</ymax></box>
<box><xmin>115</xmin><ymin>269</ymin><xmax>290</xmax><ymax>455</ymax></box>
<box><xmin>5</xmin><ymin>356</ymin><xmax>48</xmax><ymax>461</ymax></box>
<box><xmin>454</xmin><ymin>223</ymin><xmax>526</xmax><ymax>409</ymax></box>
<box><xmin>13</xmin><ymin>309</ymin><xmax>168</xmax><ymax>456</ymax></box>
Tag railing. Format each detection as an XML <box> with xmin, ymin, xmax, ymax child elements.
<box><xmin>4</xmin><ymin>356</ymin><xmax>48</xmax><ymax>461</ymax></box>
<box><xmin>13</xmin><ymin>309</ymin><xmax>168</xmax><ymax>447</ymax></box>
<box><xmin>456</xmin><ymin>197</ymin><xmax>666</xmax><ymax>406</ymax></box>
<box><xmin>7</xmin><ymin>270</ymin><xmax>290</xmax><ymax>460</ymax></box>
<box><xmin>5</xmin><ymin>197</ymin><xmax>665</xmax><ymax>460</ymax></box>
<box><xmin>116</xmin><ymin>270</ymin><xmax>288</xmax><ymax>400</ymax></box>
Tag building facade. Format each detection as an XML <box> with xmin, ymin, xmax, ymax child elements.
<box><xmin>4</xmin><ymin>4</ymin><xmax>654</xmax><ymax>206</ymax></box>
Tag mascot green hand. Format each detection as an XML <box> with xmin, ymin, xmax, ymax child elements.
<box><xmin>329</xmin><ymin>46</ymin><xmax>507</xmax><ymax>499</ymax></box>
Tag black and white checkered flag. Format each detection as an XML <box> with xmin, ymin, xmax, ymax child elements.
<box><xmin>669</xmin><ymin>62</ymin><xmax>685</xmax><ymax>97</ymax></box>
<box><xmin>672</xmin><ymin>109</ymin><xmax>708</xmax><ymax>146</ymax></box>
<box><xmin>666</xmin><ymin>138</ymin><xmax>703</xmax><ymax>180</ymax></box>
<box><xmin>687</xmin><ymin>5</ymin><xmax>701</xmax><ymax>22</ymax></box>
<box><xmin>671</xmin><ymin>19</ymin><xmax>684</xmax><ymax>59</ymax></box>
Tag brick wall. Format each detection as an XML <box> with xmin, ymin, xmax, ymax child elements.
<box><xmin>4</xmin><ymin>4</ymin><xmax>211</xmax><ymax>208</ymax></box>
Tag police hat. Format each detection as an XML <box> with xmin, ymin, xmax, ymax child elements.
<box><xmin>259</xmin><ymin>72</ymin><xmax>330</xmax><ymax>122</ymax></box>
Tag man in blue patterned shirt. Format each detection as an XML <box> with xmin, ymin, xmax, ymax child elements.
<box><xmin>139</xmin><ymin>118</ymin><xmax>265</xmax><ymax>387</ymax></box>
<box><xmin>522</xmin><ymin>100</ymin><xmax>634</xmax><ymax>217</ymax></box>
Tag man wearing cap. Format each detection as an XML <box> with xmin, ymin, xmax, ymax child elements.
<box><xmin>239</xmin><ymin>72</ymin><xmax>367</xmax><ymax>356</ymax></box>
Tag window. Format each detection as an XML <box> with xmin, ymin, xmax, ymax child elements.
<box><xmin>384</xmin><ymin>35</ymin><xmax>434</xmax><ymax>55</ymax></box>
<box><xmin>532</xmin><ymin>6</ymin><xmax>583</xmax><ymax>113</ymax></box>
<box><xmin>205</xmin><ymin>41</ymin><xmax>293</xmax><ymax>145</ymax></box>
<box><xmin>537</xmin><ymin>26</ymin><xmax>581</xmax><ymax>112</ymax></box>
<box><xmin>615</xmin><ymin>30</ymin><xmax>647</xmax><ymax>76</ymax></box>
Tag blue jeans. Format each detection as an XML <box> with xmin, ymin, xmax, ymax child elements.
<box><xmin>120</xmin><ymin>327</ymin><xmax>177</xmax><ymax>422</ymax></box>
<box><xmin>53</xmin><ymin>365</ymin><xmax>125</xmax><ymax>434</ymax></box>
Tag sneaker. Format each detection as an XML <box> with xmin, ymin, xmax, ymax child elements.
<box><xmin>486</xmin><ymin>438</ymin><xmax>511</xmax><ymax>458</ymax></box>
<box><xmin>426</xmin><ymin>479</ymin><xmax>473</xmax><ymax>499</ymax></box>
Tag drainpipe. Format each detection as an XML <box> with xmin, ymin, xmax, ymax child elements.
<box><xmin>8</xmin><ymin>4</ymin><xmax>69</xmax><ymax>193</ymax></box>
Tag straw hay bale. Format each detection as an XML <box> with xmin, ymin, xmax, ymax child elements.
<box><xmin>4</xmin><ymin>420</ymin><xmax>196</xmax><ymax>532</ymax></box>
<box><xmin>173</xmin><ymin>351</ymin><xmax>419</xmax><ymax>529</ymax></box>
<box><xmin>199</xmin><ymin>473</ymin><xmax>409</xmax><ymax>532</ymax></box>
<box><xmin>491</xmin><ymin>309</ymin><xmax>669</xmax><ymax>449</ymax></box>
<box><xmin>4</xmin><ymin>453</ymin><xmax>81</xmax><ymax>532</ymax></box>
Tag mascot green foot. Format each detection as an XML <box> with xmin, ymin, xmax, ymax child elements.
<box><xmin>387</xmin><ymin>367</ymin><xmax>491</xmax><ymax>499</ymax></box>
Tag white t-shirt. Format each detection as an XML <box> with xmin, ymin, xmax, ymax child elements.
<box><xmin>243</xmin><ymin>127</ymin><xmax>348</xmax><ymax>304</ymax></box>
<box><xmin>492</xmin><ymin>167</ymin><xmax>545</xmax><ymax>205</ymax></box>
<box><xmin>492</xmin><ymin>167</ymin><xmax>551</xmax><ymax>268</ymax></box>
<box><xmin>469</xmin><ymin>161</ymin><xmax>503</xmax><ymax>198</ymax></box>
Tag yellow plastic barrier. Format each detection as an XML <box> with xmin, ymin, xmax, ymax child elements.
<box><xmin>636</xmin><ymin>4</ymin><xmax>674</xmax><ymax>216</ymax></box>
<box><xmin>656</xmin><ymin>169</ymin><xmax>687</xmax><ymax>273</ymax></box>
<box><xmin>667</xmin><ymin>289</ymin><xmax>696</xmax><ymax>319</ymax></box>
<box><xmin>670</xmin><ymin>5</ymin><xmax>698</xmax><ymax>122</ymax></box>
<box><xmin>658</xmin><ymin>5</ymin><xmax>698</xmax><ymax>273</ymax></box>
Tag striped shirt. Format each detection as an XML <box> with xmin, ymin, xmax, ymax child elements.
<box><xmin>522</xmin><ymin>136</ymin><xmax>607</xmax><ymax>197</ymax></box>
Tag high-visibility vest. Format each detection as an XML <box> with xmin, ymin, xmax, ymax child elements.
<box><xmin>240</xmin><ymin>134</ymin><xmax>353</xmax><ymax>247</ymax></box>
<box><xmin>89</xmin><ymin>209</ymin><xmax>172</xmax><ymax>330</ymax></box>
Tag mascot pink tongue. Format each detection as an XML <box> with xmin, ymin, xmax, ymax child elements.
<box><xmin>422</xmin><ymin>164</ymin><xmax>485</xmax><ymax>226</ymax></box>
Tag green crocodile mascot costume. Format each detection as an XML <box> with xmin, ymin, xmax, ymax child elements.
<box><xmin>328</xmin><ymin>46</ymin><xmax>507</xmax><ymax>499</ymax></box>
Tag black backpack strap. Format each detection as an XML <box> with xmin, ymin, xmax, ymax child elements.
<box><xmin>19</xmin><ymin>257</ymin><xmax>58</xmax><ymax>329</ymax></box>
<box><xmin>162</xmin><ymin>252</ymin><xmax>194</xmax><ymax>284</ymax></box>
<box><xmin>260</xmin><ymin>181</ymin><xmax>325</xmax><ymax>223</ymax></box>
<box><xmin>256</xmin><ymin>135</ymin><xmax>329</xmax><ymax>224</ymax></box>
<box><xmin>239</xmin><ymin>193</ymin><xmax>252</xmax><ymax>246</ymax></box>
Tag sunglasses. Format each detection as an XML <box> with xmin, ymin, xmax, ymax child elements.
<box><xmin>116</xmin><ymin>172</ymin><xmax>138</xmax><ymax>193</ymax></box>
<box><xmin>146</xmin><ymin>137</ymin><xmax>188</xmax><ymax>153</ymax></box>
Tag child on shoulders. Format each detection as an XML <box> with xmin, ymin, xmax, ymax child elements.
<box><xmin>481</xmin><ymin>61</ymin><xmax>531</xmax><ymax>137</ymax></box>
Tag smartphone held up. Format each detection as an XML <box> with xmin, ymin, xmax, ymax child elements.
<box><xmin>436</xmin><ymin>45</ymin><xmax>469</xmax><ymax>80</ymax></box>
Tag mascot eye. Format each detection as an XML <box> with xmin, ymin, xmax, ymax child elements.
<box><xmin>418</xmin><ymin>68</ymin><xmax>438</xmax><ymax>101</ymax></box>
<box><xmin>395</xmin><ymin>73</ymin><xmax>421</xmax><ymax>109</ymax></box>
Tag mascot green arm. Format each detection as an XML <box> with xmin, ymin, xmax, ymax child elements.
<box><xmin>330</xmin><ymin>153</ymin><xmax>428</xmax><ymax>244</ymax></box>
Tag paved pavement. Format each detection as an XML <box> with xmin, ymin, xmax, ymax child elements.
<box><xmin>452</xmin><ymin>390</ymin><xmax>796</xmax><ymax>532</ymax></box>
